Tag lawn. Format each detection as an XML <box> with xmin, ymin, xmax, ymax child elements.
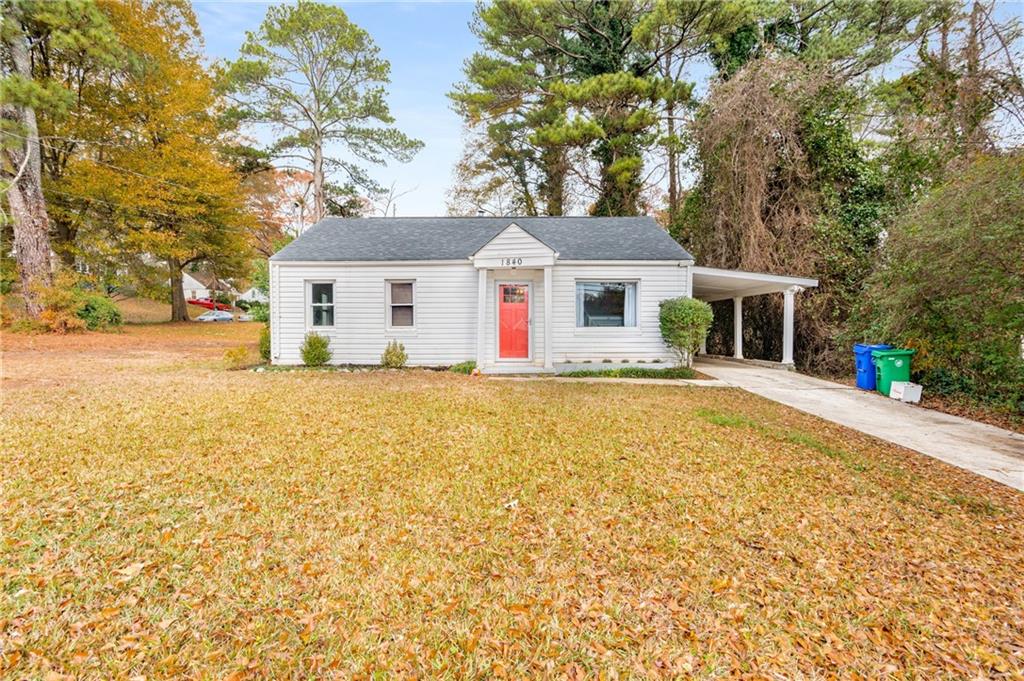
<box><xmin>2</xmin><ymin>324</ymin><xmax>1023</xmax><ymax>678</ymax></box>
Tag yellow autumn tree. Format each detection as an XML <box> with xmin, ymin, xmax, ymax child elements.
<box><xmin>63</xmin><ymin>0</ymin><xmax>253</xmax><ymax>320</ymax></box>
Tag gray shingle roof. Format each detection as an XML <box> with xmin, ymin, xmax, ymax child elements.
<box><xmin>270</xmin><ymin>216</ymin><xmax>693</xmax><ymax>262</ymax></box>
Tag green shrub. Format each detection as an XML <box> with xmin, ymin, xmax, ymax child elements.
<box><xmin>76</xmin><ymin>293</ymin><xmax>122</xmax><ymax>330</ymax></box>
<box><xmin>9</xmin><ymin>317</ymin><xmax>45</xmax><ymax>334</ymax></box>
<box><xmin>223</xmin><ymin>345</ymin><xmax>251</xmax><ymax>370</ymax></box>
<box><xmin>21</xmin><ymin>272</ymin><xmax>124</xmax><ymax>333</ymax></box>
<box><xmin>449</xmin><ymin>360</ymin><xmax>476</xmax><ymax>374</ymax></box>
<box><xmin>248</xmin><ymin>301</ymin><xmax>269</xmax><ymax>322</ymax></box>
<box><xmin>258</xmin><ymin>324</ymin><xmax>271</xmax><ymax>362</ymax></box>
<box><xmin>0</xmin><ymin>256</ymin><xmax>15</xmax><ymax>295</ymax></box>
<box><xmin>381</xmin><ymin>340</ymin><xmax>407</xmax><ymax>368</ymax></box>
<box><xmin>852</xmin><ymin>154</ymin><xmax>1024</xmax><ymax>410</ymax></box>
<box><xmin>659</xmin><ymin>297</ymin><xmax>713</xmax><ymax>367</ymax></box>
<box><xmin>300</xmin><ymin>332</ymin><xmax>331</xmax><ymax>366</ymax></box>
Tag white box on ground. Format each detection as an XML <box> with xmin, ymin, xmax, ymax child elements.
<box><xmin>889</xmin><ymin>381</ymin><xmax>922</xmax><ymax>403</ymax></box>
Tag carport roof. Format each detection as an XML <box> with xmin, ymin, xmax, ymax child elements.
<box><xmin>692</xmin><ymin>266</ymin><xmax>818</xmax><ymax>302</ymax></box>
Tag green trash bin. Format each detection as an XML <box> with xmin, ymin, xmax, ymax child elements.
<box><xmin>871</xmin><ymin>348</ymin><xmax>916</xmax><ymax>397</ymax></box>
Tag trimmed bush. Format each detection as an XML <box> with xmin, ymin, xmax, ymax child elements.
<box><xmin>259</xmin><ymin>324</ymin><xmax>271</xmax><ymax>362</ymax></box>
<box><xmin>381</xmin><ymin>340</ymin><xmax>407</xmax><ymax>368</ymax></box>
<box><xmin>659</xmin><ymin>297</ymin><xmax>713</xmax><ymax>367</ymax></box>
<box><xmin>300</xmin><ymin>332</ymin><xmax>331</xmax><ymax>366</ymax></box>
<box><xmin>449</xmin><ymin>360</ymin><xmax>476</xmax><ymax>374</ymax></box>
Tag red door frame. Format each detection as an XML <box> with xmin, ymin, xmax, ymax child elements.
<box><xmin>496</xmin><ymin>281</ymin><xmax>531</xmax><ymax>361</ymax></box>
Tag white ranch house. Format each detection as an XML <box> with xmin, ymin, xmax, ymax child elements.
<box><xmin>268</xmin><ymin>217</ymin><xmax>817</xmax><ymax>372</ymax></box>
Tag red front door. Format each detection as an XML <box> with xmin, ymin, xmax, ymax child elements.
<box><xmin>498</xmin><ymin>284</ymin><xmax>530</xmax><ymax>359</ymax></box>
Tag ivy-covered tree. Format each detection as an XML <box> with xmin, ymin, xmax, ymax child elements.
<box><xmin>226</xmin><ymin>0</ymin><xmax>422</xmax><ymax>223</ymax></box>
<box><xmin>678</xmin><ymin>0</ymin><xmax>932</xmax><ymax>370</ymax></box>
<box><xmin>875</xmin><ymin>1</ymin><xmax>1024</xmax><ymax>201</ymax></box>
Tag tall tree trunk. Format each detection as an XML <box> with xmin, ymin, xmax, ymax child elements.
<box><xmin>666</xmin><ymin>98</ymin><xmax>678</xmax><ymax>222</ymax></box>
<box><xmin>312</xmin><ymin>135</ymin><xmax>325</xmax><ymax>222</ymax></box>
<box><xmin>664</xmin><ymin>52</ymin><xmax>679</xmax><ymax>224</ymax></box>
<box><xmin>168</xmin><ymin>257</ymin><xmax>189</xmax><ymax>322</ymax></box>
<box><xmin>2</xmin><ymin>16</ymin><xmax>54</xmax><ymax>317</ymax></box>
<box><xmin>540</xmin><ymin>147</ymin><xmax>567</xmax><ymax>216</ymax></box>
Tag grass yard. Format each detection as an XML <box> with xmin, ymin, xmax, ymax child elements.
<box><xmin>114</xmin><ymin>296</ymin><xmax>221</xmax><ymax>323</ymax></box>
<box><xmin>2</xmin><ymin>324</ymin><xmax>1023</xmax><ymax>678</ymax></box>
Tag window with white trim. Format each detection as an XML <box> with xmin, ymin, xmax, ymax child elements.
<box><xmin>387</xmin><ymin>280</ymin><xmax>415</xmax><ymax>328</ymax></box>
<box><xmin>575</xmin><ymin>281</ymin><xmax>637</xmax><ymax>327</ymax></box>
<box><xmin>309</xmin><ymin>282</ymin><xmax>334</xmax><ymax>327</ymax></box>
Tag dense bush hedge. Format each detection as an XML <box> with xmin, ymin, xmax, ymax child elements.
<box><xmin>852</xmin><ymin>154</ymin><xmax>1024</xmax><ymax>411</ymax></box>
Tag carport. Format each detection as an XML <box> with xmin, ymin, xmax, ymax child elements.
<box><xmin>691</xmin><ymin>266</ymin><xmax>819</xmax><ymax>366</ymax></box>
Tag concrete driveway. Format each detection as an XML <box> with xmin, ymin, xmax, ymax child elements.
<box><xmin>695</xmin><ymin>358</ymin><xmax>1024</xmax><ymax>491</ymax></box>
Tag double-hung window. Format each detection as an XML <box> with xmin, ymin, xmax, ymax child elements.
<box><xmin>575</xmin><ymin>281</ymin><xmax>637</xmax><ymax>327</ymax></box>
<box><xmin>387</xmin><ymin>281</ymin><xmax>415</xmax><ymax>328</ymax></box>
<box><xmin>309</xmin><ymin>282</ymin><xmax>334</xmax><ymax>327</ymax></box>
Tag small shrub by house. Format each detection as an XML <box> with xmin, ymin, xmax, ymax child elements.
<box><xmin>300</xmin><ymin>332</ymin><xmax>331</xmax><ymax>366</ymax></box>
<box><xmin>381</xmin><ymin>340</ymin><xmax>407</xmax><ymax>368</ymax></box>
<box><xmin>660</xmin><ymin>297</ymin><xmax>713</xmax><ymax>367</ymax></box>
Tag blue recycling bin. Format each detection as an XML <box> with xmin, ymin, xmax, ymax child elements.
<box><xmin>853</xmin><ymin>343</ymin><xmax>892</xmax><ymax>391</ymax></box>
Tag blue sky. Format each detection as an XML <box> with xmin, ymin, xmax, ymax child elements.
<box><xmin>194</xmin><ymin>1</ymin><xmax>479</xmax><ymax>216</ymax></box>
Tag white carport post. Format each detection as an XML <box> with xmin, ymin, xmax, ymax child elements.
<box><xmin>476</xmin><ymin>268</ymin><xmax>487</xmax><ymax>367</ymax></box>
<box><xmin>782</xmin><ymin>286</ymin><xmax>803</xmax><ymax>366</ymax></box>
<box><xmin>543</xmin><ymin>266</ymin><xmax>553</xmax><ymax>369</ymax></box>
<box><xmin>732</xmin><ymin>297</ymin><xmax>743</xmax><ymax>359</ymax></box>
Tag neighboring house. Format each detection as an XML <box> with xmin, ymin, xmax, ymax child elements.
<box><xmin>268</xmin><ymin>217</ymin><xmax>817</xmax><ymax>372</ymax></box>
<box><xmin>181</xmin><ymin>272</ymin><xmax>211</xmax><ymax>300</ymax></box>
<box><xmin>237</xmin><ymin>286</ymin><xmax>269</xmax><ymax>304</ymax></box>
<box><xmin>181</xmin><ymin>271</ymin><xmax>237</xmax><ymax>300</ymax></box>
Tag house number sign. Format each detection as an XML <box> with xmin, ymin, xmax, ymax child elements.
<box><xmin>500</xmin><ymin>257</ymin><xmax>524</xmax><ymax>267</ymax></box>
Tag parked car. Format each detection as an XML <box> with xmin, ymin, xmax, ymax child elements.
<box><xmin>196</xmin><ymin>310</ymin><xmax>234</xmax><ymax>322</ymax></box>
<box><xmin>188</xmin><ymin>298</ymin><xmax>232</xmax><ymax>311</ymax></box>
<box><xmin>236</xmin><ymin>313</ymin><xmax>254</xmax><ymax>322</ymax></box>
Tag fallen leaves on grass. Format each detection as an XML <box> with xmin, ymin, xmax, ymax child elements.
<box><xmin>1</xmin><ymin>327</ymin><xmax>1023</xmax><ymax>678</ymax></box>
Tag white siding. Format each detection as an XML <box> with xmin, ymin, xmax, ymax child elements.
<box><xmin>269</xmin><ymin>261</ymin><xmax>281</xmax><ymax>359</ymax></box>
<box><xmin>550</xmin><ymin>263</ymin><xmax>689</xmax><ymax>363</ymax></box>
<box><xmin>271</xmin><ymin>260</ymin><xmax>691</xmax><ymax>367</ymax></box>
<box><xmin>181</xmin><ymin>272</ymin><xmax>209</xmax><ymax>300</ymax></box>
<box><xmin>272</xmin><ymin>262</ymin><xmax>478</xmax><ymax>366</ymax></box>
<box><xmin>473</xmin><ymin>224</ymin><xmax>555</xmax><ymax>264</ymax></box>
